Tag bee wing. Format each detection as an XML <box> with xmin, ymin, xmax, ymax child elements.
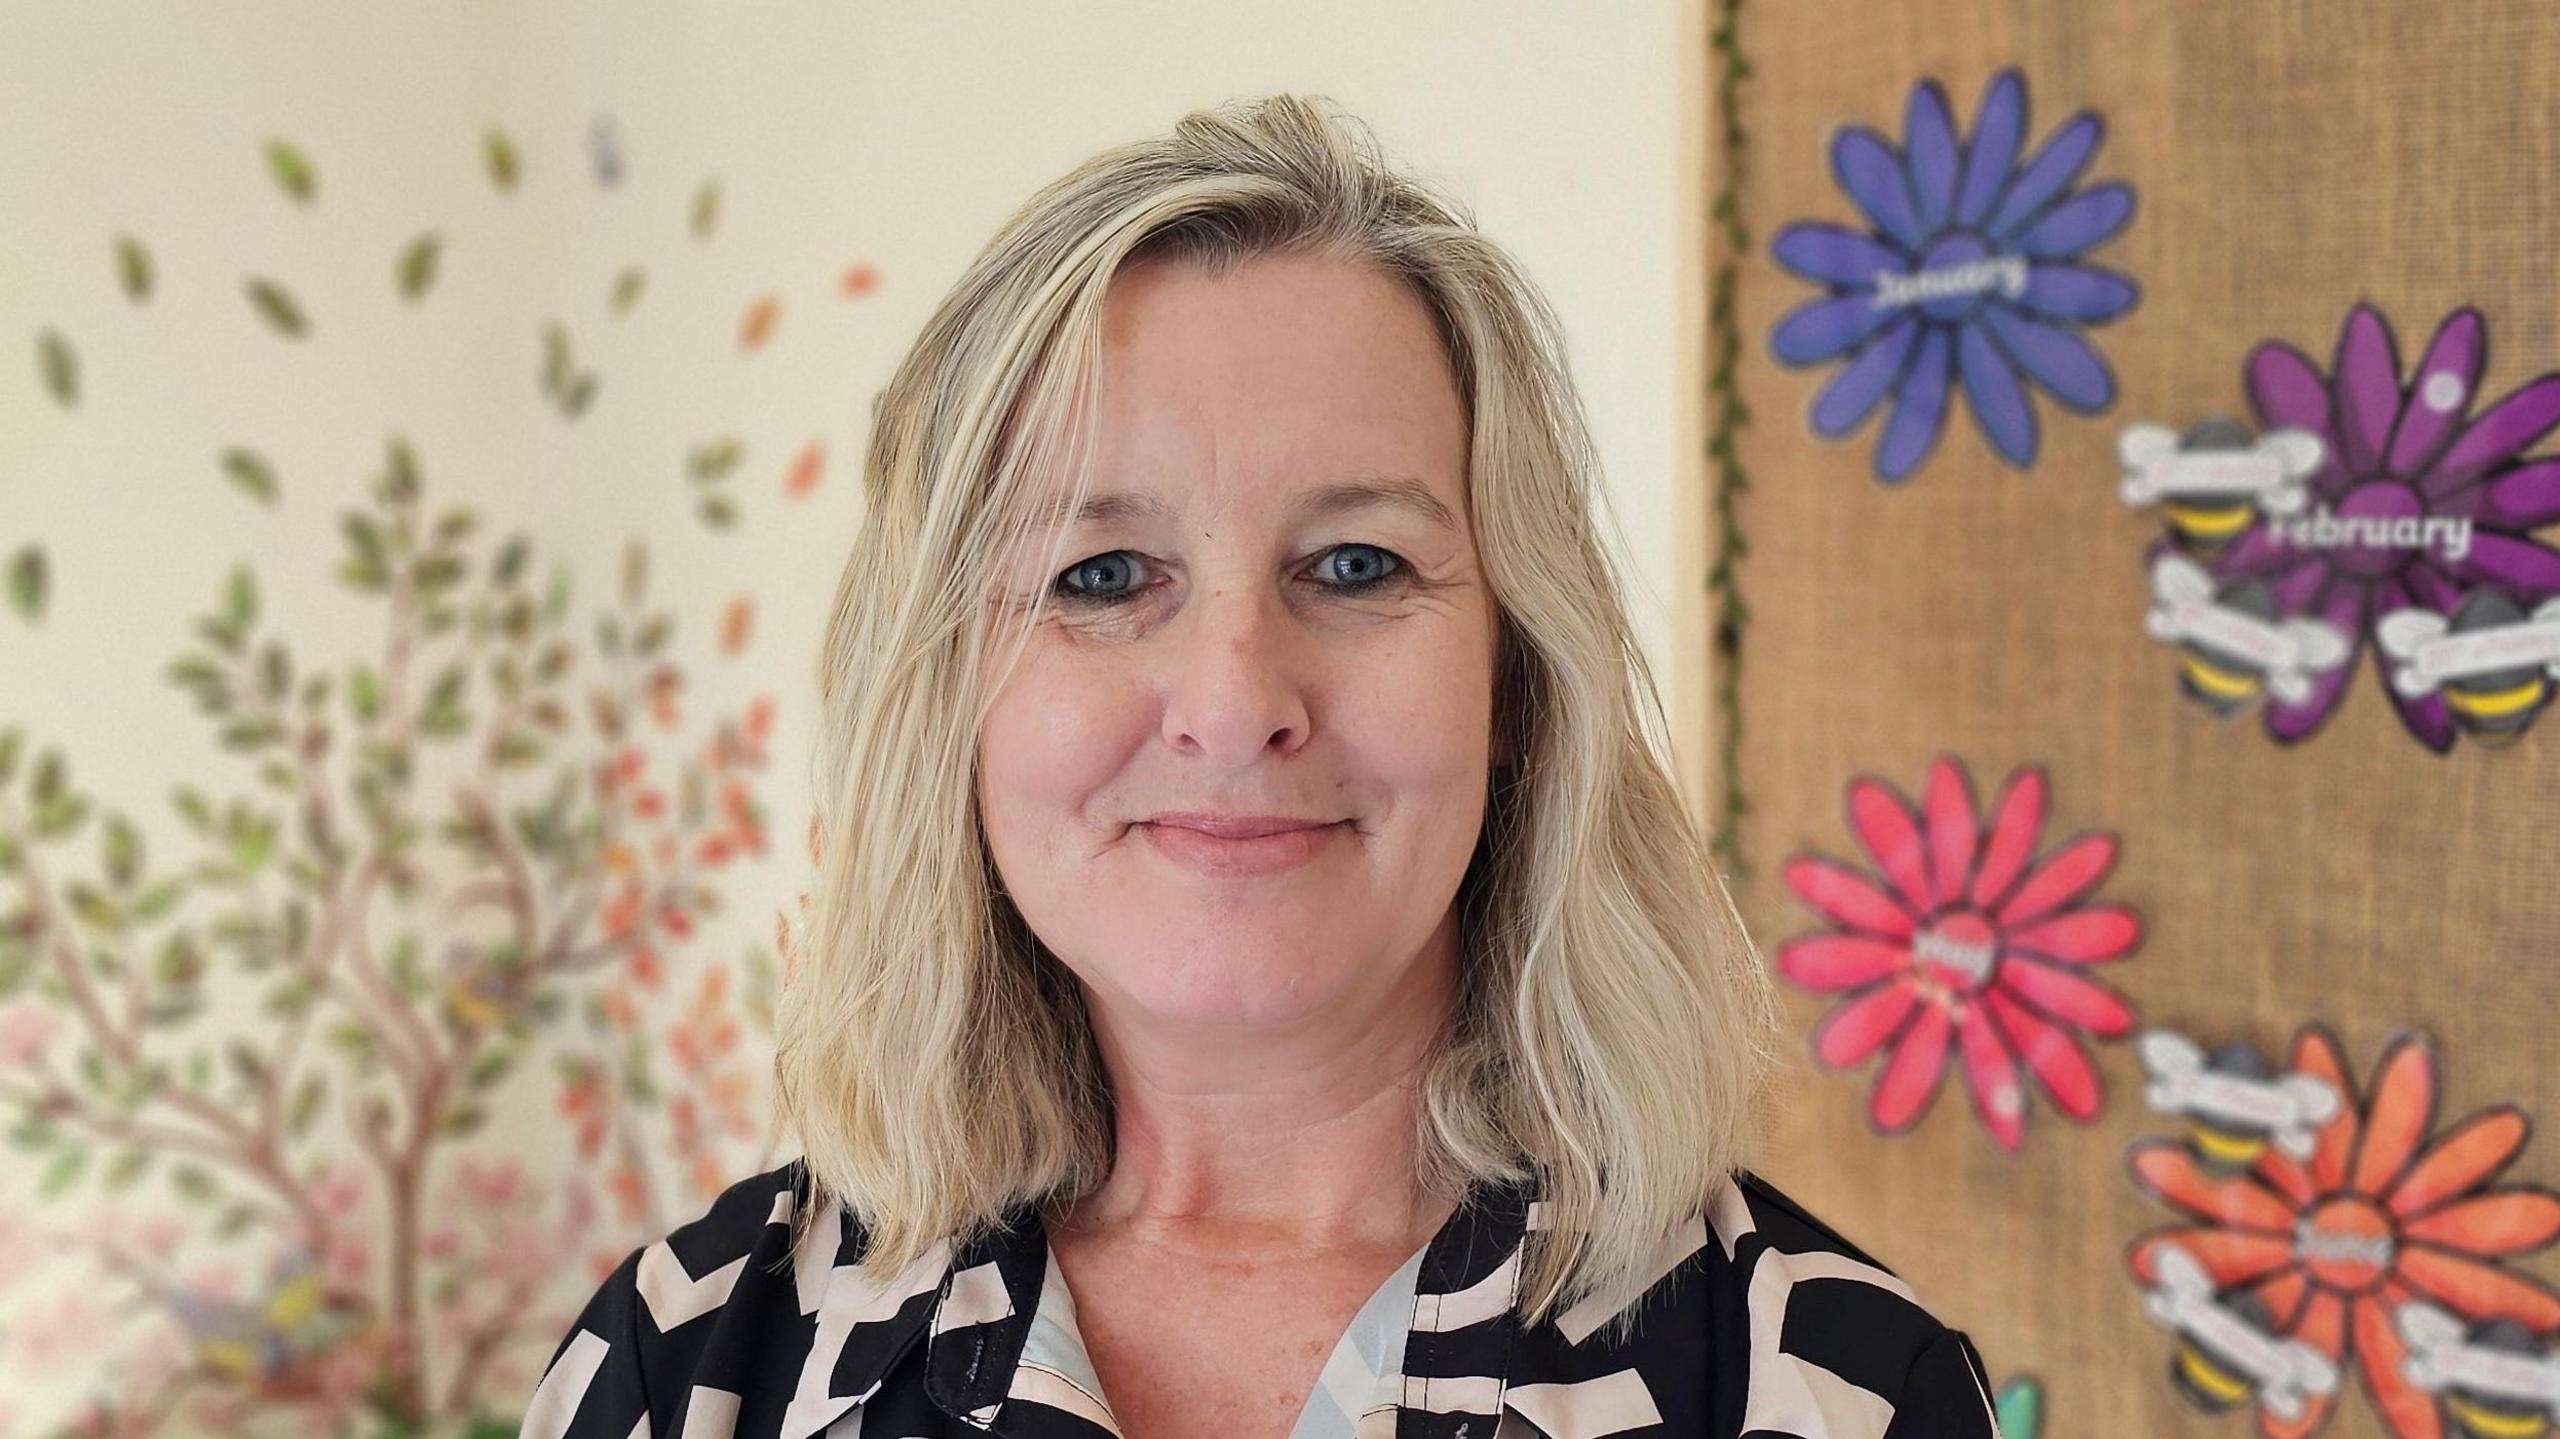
<box><xmin>2375</xmin><ymin>607</ymin><xmax>2450</xmax><ymax>661</ymax></box>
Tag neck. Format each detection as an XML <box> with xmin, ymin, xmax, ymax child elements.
<box><xmin>1058</xmin><ymin>909</ymin><xmax>1463</xmax><ymax>1257</ymax></box>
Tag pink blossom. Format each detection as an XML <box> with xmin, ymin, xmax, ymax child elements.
<box><xmin>0</xmin><ymin>1003</ymin><xmax>59</xmax><ymax>1067</ymax></box>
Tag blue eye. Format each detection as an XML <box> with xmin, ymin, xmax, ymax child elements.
<box><xmin>1318</xmin><ymin>543</ymin><xmax>1402</xmax><ymax>592</ymax></box>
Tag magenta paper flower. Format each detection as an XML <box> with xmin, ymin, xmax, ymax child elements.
<box><xmin>2186</xmin><ymin>304</ymin><xmax>2560</xmax><ymax>750</ymax></box>
<box><xmin>1776</xmin><ymin>756</ymin><xmax>2143</xmax><ymax>1151</ymax></box>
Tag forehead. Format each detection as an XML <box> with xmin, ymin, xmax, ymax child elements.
<box><xmin>1035</xmin><ymin>250</ymin><xmax>1467</xmax><ymax>525</ymax></box>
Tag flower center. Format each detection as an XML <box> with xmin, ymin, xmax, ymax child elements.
<box><xmin>1912</xmin><ymin>911</ymin><xmax>2001</xmax><ymax>993</ymax></box>
<box><xmin>2295</xmin><ymin>1194</ymin><xmax>2397</xmax><ymax>1293</ymax></box>
<box><xmin>1870</xmin><ymin>233</ymin><xmax>2022</xmax><ymax>322</ymax></box>
<box><xmin>2261</xmin><ymin>479</ymin><xmax>2474</xmax><ymax>579</ymax></box>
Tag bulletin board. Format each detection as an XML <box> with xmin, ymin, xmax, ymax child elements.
<box><xmin>1711</xmin><ymin>4</ymin><xmax>2560</xmax><ymax>1436</ymax></box>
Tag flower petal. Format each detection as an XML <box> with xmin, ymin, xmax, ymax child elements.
<box><xmin>1991</xmin><ymin>831</ymin><xmax>2120</xmax><ymax>927</ymax></box>
<box><xmin>2447</xmin><ymin>531</ymin><xmax>2560</xmax><ymax>598</ymax></box>
<box><xmin>2329</xmin><ymin>304</ymin><xmax>2404</xmax><ymax>480</ymax></box>
<box><xmin>2350</xmin><ymin>1035</ymin><xmax>2439</xmax><ymax>1196</ymax></box>
<box><xmin>1777</xmin><ymin>933</ymin><xmax>1911</xmax><ymax>993</ymax></box>
<box><xmin>2245</xmin><ymin>340</ymin><xmax>2349</xmax><ymax>496</ymax></box>
<box><xmin>2128</xmin><ymin>1141</ymin><xmax>2300</xmax><ymax>1231</ymax></box>
<box><xmin>2384</xmin><ymin>307</ymin><xmax>2486</xmax><ymax>480</ymax></box>
<box><xmin>1919</xmin><ymin>756</ymin><xmax>1980</xmax><ymax>905</ymax></box>
<box><xmin>2012</xmin><ymin>263</ymin><xmax>2138</xmax><ymax>324</ymax></box>
<box><xmin>2388</xmin><ymin>1108</ymin><xmax>2530</xmax><ymax>1217</ymax></box>
<box><xmin>2370</xmin><ymin>578</ymin><xmax>2457</xmax><ymax>753</ymax></box>
<box><xmin>1871</xmin><ymin>1000</ymin><xmax>1953</xmax><ymax>1131</ymax></box>
<box><xmin>1967</xmin><ymin>766</ymin><xmax>2047</xmax><ymax>910</ymax></box>
<box><xmin>1984</xmin><ymin>988</ymin><xmax>2101</xmax><ymax>1120</ymax></box>
<box><xmin>2003</xmin><ymin>905</ymin><xmax>2141</xmax><ymax>964</ymax></box>
<box><xmin>2350</xmin><ymin>1293</ymin><xmax>2443</xmax><ymax>1439</ymax></box>
<box><xmin>1956</xmin><ymin>1004</ymin><xmax>2025</xmax><ymax>1150</ymax></box>
<box><xmin>2263</xmin><ymin>581</ymin><xmax>2368</xmax><ymax>745</ymax></box>
<box><xmin>1979</xmin><ymin>305</ymin><xmax>2115</xmax><ymax>411</ymax></box>
<box><xmin>1995</xmin><ymin>957</ymin><xmax>2136</xmax><ymax>1036</ymax></box>
<box><xmin>2474</xmin><ymin>458</ymin><xmax>2560</xmax><ymax>527</ymax></box>
<box><xmin>1811</xmin><ymin>316</ymin><xmax>1921</xmax><ymax>437</ymax></box>
<box><xmin>1771</xmin><ymin>221</ymin><xmax>1908</xmax><ymax>288</ymax></box>
<box><xmin>1812</xmin><ymin>981</ymin><xmax>1921</xmax><ymax>1068</ymax></box>
<box><xmin>1772</xmin><ymin>291</ymin><xmax>1901</xmax><ymax>367</ymax></box>
<box><xmin>1902</xmin><ymin>80</ymin><xmax>1961</xmax><ymax>236</ymax></box>
<box><xmin>1781</xmin><ymin>854</ymin><xmax>1919</xmax><ymax>938</ymax></box>
<box><xmin>1957</xmin><ymin>322</ymin><xmax>2037</xmax><ymax>467</ymax></box>
<box><xmin>1875</xmin><ymin>327</ymin><xmax>1955</xmax><ymax>482</ymax></box>
<box><xmin>2008</xmin><ymin>182</ymin><xmax>2135</xmax><ymax>259</ymax></box>
<box><xmin>1847</xmin><ymin>775</ymin><xmax>1935</xmax><ymax>909</ymax></box>
<box><xmin>2257</xmin><ymin>1292</ymin><xmax>2345</xmax><ymax>1439</ymax></box>
<box><xmin>1986</xmin><ymin>111</ymin><xmax>2103</xmax><ymax>242</ymax></box>
<box><xmin>2401</xmin><ymin>1189</ymin><xmax>2560</xmax><ymax>1257</ymax></box>
<box><xmin>1954</xmin><ymin>69</ymin><xmax>2026</xmax><ymax>228</ymax></box>
<box><xmin>2425</xmin><ymin>374</ymin><xmax>2560</xmax><ymax>496</ymax></box>
<box><xmin>2291</xmin><ymin>1026</ymin><xmax>2359</xmax><ymax>1193</ymax></box>
<box><xmin>2395</xmin><ymin>1245</ymin><xmax>2560</xmax><ymax>1330</ymax></box>
<box><xmin>1832</xmin><ymin>125</ymin><xmax>1927</xmax><ymax>252</ymax></box>
<box><xmin>2125</xmin><ymin>1225</ymin><xmax>2297</xmax><ymax>1289</ymax></box>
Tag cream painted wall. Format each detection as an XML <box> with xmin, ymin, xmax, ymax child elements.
<box><xmin>0</xmin><ymin>3</ymin><xmax>1700</xmax><ymax>1429</ymax></box>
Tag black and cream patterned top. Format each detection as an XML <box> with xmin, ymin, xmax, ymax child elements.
<box><xmin>521</xmin><ymin>1159</ymin><xmax>2002</xmax><ymax>1439</ymax></box>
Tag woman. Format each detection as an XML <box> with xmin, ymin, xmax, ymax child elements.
<box><xmin>523</xmin><ymin>94</ymin><xmax>2000</xmax><ymax>1439</ymax></box>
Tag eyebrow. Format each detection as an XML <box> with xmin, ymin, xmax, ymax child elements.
<box><xmin>1031</xmin><ymin>473</ymin><xmax>1462</xmax><ymax>535</ymax></box>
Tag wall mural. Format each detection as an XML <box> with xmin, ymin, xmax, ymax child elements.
<box><xmin>1768</xmin><ymin>68</ymin><xmax>2139</xmax><ymax>484</ymax></box>
<box><xmin>4</xmin><ymin>114</ymin><xmax>873</xmax><ymax>1434</ymax></box>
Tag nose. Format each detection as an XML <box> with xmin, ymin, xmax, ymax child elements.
<box><xmin>1157</xmin><ymin>579</ymin><xmax>1313</xmax><ymax>766</ymax></box>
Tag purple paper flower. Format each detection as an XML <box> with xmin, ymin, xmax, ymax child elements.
<box><xmin>2195</xmin><ymin>303</ymin><xmax>2560</xmax><ymax>750</ymax></box>
<box><xmin>1769</xmin><ymin>69</ymin><xmax>2138</xmax><ymax>483</ymax></box>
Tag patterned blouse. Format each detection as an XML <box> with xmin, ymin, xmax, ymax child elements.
<box><xmin>521</xmin><ymin>1159</ymin><xmax>2001</xmax><ymax>1439</ymax></box>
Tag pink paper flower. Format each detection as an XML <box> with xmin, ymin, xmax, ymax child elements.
<box><xmin>1776</xmin><ymin>755</ymin><xmax>2144</xmax><ymax>1150</ymax></box>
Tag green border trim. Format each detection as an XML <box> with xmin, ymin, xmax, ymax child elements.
<box><xmin>1706</xmin><ymin>0</ymin><xmax>1753</xmax><ymax>882</ymax></box>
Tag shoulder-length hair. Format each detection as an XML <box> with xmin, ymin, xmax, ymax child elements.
<box><xmin>774</xmin><ymin>91</ymin><xmax>1778</xmax><ymax>1332</ymax></box>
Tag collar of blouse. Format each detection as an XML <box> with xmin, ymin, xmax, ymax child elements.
<box><xmin>773</xmin><ymin>1165</ymin><xmax>1692</xmax><ymax>1439</ymax></box>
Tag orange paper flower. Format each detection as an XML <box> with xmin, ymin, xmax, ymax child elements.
<box><xmin>2126</xmin><ymin>1026</ymin><xmax>2560</xmax><ymax>1438</ymax></box>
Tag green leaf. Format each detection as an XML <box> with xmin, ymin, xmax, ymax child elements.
<box><xmin>690</xmin><ymin>178</ymin><xmax>722</xmax><ymax>239</ymax></box>
<box><xmin>483</xmin><ymin>128</ymin><xmax>520</xmax><ymax>192</ymax></box>
<box><xmin>114</xmin><ymin>235</ymin><xmax>154</xmax><ymax>302</ymax></box>
<box><xmin>132</xmin><ymin>879</ymin><xmax>183</xmax><ymax>923</ymax></box>
<box><xmin>348</xmin><ymin>665</ymin><xmax>382</xmax><ymax>721</ymax></box>
<box><xmin>65</xmin><ymin>883</ymin><xmax>122</xmax><ymax>935</ymax></box>
<box><xmin>102</xmin><ymin>813</ymin><xmax>141</xmax><ymax>889</ymax></box>
<box><xmin>538</xmin><ymin>323</ymin><xmax>570</xmax><ymax>394</ymax></box>
<box><xmin>264</xmin><ymin>138</ymin><xmax>317</xmax><ymax>205</ymax></box>
<box><xmin>103</xmin><ymin>1146</ymin><xmax>152</xmax><ymax>1191</ymax></box>
<box><xmin>698</xmin><ymin>494</ymin><xmax>738</xmax><ymax>529</ymax></box>
<box><xmin>37</xmin><ymin>1147</ymin><xmax>89</xmax><ymax>1200</ymax></box>
<box><xmin>608</xmin><ymin>266</ymin><xmax>645</xmax><ymax>316</ymax></box>
<box><xmin>687</xmin><ymin>436</ymin><xmax>742</xmax><ymax>483</ymax></box>
<box><xmin>221</xmin><ymin>447</ymin><xmax>280</xmax><ymax>506</ymax></box>
<box><xmin>36</xmin><ymin>329</ymin><xmax>77</xmax><ymax>408</ymax></box>
<box><xmin>492</xmin><ymin>534</ymin><xmax>531</xmax><ymax>588</ymax></box>
<box><xmin>5</xmin><ymin>545</ymin><xmax>45</xmax><ymax>622</ymax></box>
<box><xmin>287</xmin><ymin>1074</ymin><xmax>325</xmax><ymax>1137</ymax></box>
<box><xmin>224</xmin><ymin>563</ymin><xmax>259</xmax><ymax>629</ymax></box>
<box><xmin>560</xmin><ymin>371</ymin><xmax>597</xmax><ymax>418</ymax></box>
<box><xmin>381</xmin><ymin>434</ymin><xmax>420</xmax><ymax>503</ymax></box>
<box><xmin>171</xmin><ymin>1162</ymin><xmax>216</xmax><ymax>1201</ymax></box>
<box><xmin>245</xmin><ymin>276</ymin><xmax>308</xmax><ymax>338</ymax></box>
<box><xmin>396</xmin><ymin>232</ymin><xmax>442</xmax><ymax>301</ymax></box>
<box><xmin>465</xmin><ymin>1047</ymin><xmax>514</xmax><ymax>1090</ymax></box>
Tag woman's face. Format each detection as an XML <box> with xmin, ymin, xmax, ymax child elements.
<box><xmin>975</xmin><ymin>250</ymin><xmax>1498</xmax><ymax>1041</ymax></box>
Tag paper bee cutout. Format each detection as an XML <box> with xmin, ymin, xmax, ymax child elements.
<box><xmin>2137</xmin><ymin>1028</ymin><xmax>2341</xmax><ymax>1170</ymax></box>
<box><xmin>2376</xmin><ymin>591</ymin><xmax>2560</xmax><ymax>747</ymax></box>
<box><xmin>2399</xmin><ymin>1300</ymin><xmax>2560</xmax><ymax>1439</ymax></box>
<box><xmin>2140</xmin><ymin>1241</ymin><xmax>2341</xmax><ymax>1422</ymax></box>
<box><xmin>2145</xmin><ymin>552</ymin><xmax>2354</xmax><ymax>710</ymax></box>
<box><xmin>2117</xmin><ymin>417</ymin><xmax>2325</xmax><ymax>555</ymax></box>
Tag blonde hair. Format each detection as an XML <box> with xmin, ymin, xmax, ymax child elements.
<box><xmin>774</xmin><ymin>92</ymin><xmax>1778</xmax><ymax>1332</ymax></box>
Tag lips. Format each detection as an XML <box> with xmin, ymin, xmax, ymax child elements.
<box><xmin>1140</xmin><ymin>812</ymin><xmax>1337</xmax><ymax>839</ymax></box>
<box><xmin>1134</xmin><ymin>814</ymin><xmax>1347</xmax><ymax>877</ymax></box>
